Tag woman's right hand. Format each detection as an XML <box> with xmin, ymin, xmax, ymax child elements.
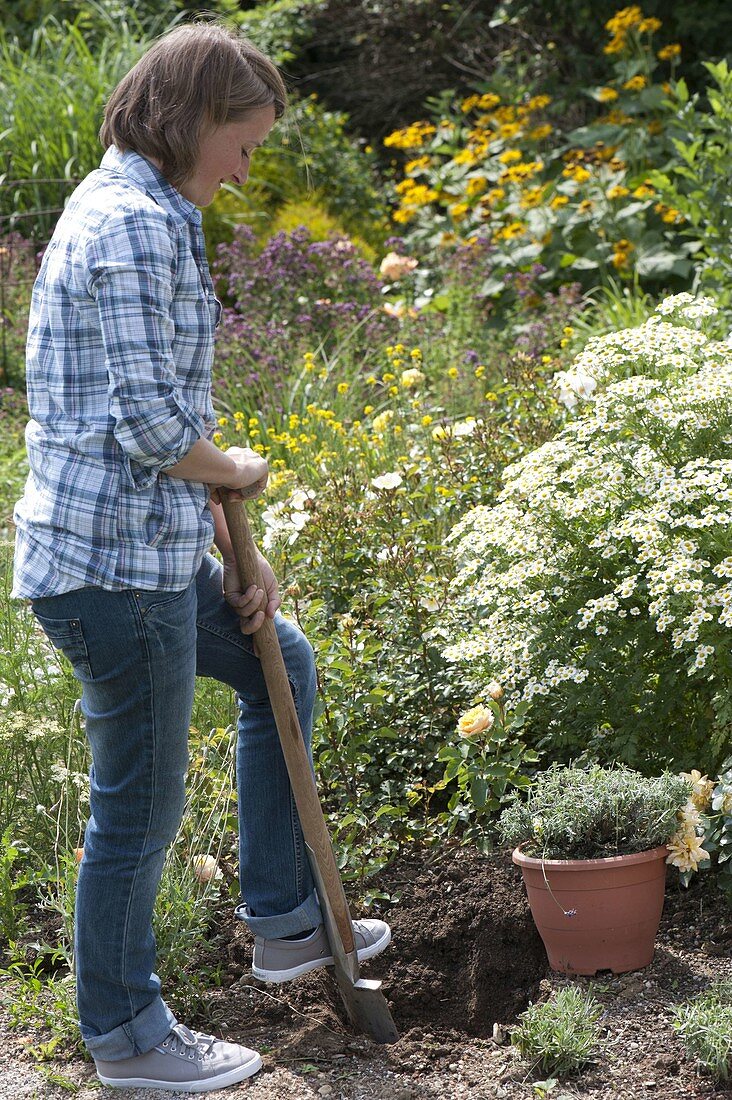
<box><xmin>213</xmin><ymin>446</ymin><xmax>269</xmax><ymax>502</ymax></box>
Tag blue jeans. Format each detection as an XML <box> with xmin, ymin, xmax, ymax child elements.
<box><xmin>31</xmin><ymin>553</ymin><xmax>321</xmax><ymax>1061</ymax></box>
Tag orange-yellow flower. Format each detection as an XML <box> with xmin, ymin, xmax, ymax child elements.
<box><xmin>458</xmin><ymin>704</ymin><xmax>494</xmax><ymax>737</ymax></box>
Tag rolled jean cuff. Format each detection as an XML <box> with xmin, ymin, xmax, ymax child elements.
<box><xmin>83</xmin><ymin>996</ymin><xmax>177</xmax><ymax>1061</ymax></box>
<box><xmin>235</xmin><ymin>889</ymin><xmax>322</xmax><ymax>938</ymax></box>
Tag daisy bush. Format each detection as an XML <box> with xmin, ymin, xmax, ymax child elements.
<box><xmin>441</xmin><ymin>293</ymin><xmax>732</xmax><ymax>772</ymax></box>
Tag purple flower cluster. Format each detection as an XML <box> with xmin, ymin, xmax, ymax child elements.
<box><xmin>213</xmin><ymin>226</ymin><xmax>397</xmax><ymax>410</ymax></box>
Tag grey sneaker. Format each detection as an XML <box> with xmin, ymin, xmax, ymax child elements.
<box><xmin>252</xmin><ymin>918</ymin><xmax>392</xmax><ymax>982</ymax></box>
<box><xmin>95</xmin><ymin>1023</ymin><xmax>262</xmax><ymax>1092</ymax></box>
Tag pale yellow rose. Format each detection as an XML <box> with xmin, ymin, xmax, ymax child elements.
<box><xmin>458</xmin><ymin>704</ymin><xmax>494</xmax><ymax>737</ymax></box>
<box><xmin>681</xmin><ymin>769</ymin><xmax>715</xmax><ymax>812</ymax></box>
<box><xmin>666</xmin><ymin>832</ymin><xmax>709</xmax><ymax>874</ymax></box>
<box><xmin>379</xmin><ymin>252</ymin><xmax>419</xmax><ymax>281</ymax></box>
<box><xmin>400</xmin><ymin>367</ymin><xmax>425</xmax><ymax>388</ymax></box>
<box><xmin>192</xmin><ymin>854</ymin><xmax>222</xmax><ymax>884</ymax></box>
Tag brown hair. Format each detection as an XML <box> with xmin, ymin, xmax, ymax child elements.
<box><xmin>100</xmin><ymin>22</ymin><xmax>287</xmax><ymax>188</ymax></box>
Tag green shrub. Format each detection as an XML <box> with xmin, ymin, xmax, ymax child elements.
<box><xmin>443</xmin><ymin>293</ymin><xmax>732</xmax><ymax>772</ymax></box>
<box><xmin>673</xmin><ymin>982</ymin><xmax>732</xmax><ymax>1081</ymax></box>
<box><xmin>649</xmin><ymin>60</ymin><xmax>732</xmax><ymax>306</ymax></box>
<box><xmin>512</xmin><ymin>985</ymin><xmax>603</xmax><ymax>1076</ymax></box>
<box><xmin>382</xmin><ymin>5</ymin><xmax>700</xmax><ymax>304</ymax></box>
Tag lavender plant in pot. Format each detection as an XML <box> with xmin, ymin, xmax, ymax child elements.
<box><xmin>499</xmin><ymin>763</ymin><xmax>691</xmax><ymax>975</ymax></box>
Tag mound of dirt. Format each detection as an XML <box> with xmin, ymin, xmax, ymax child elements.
<box><xmin>224</xmin><ymin>843</ymin><xmax>547</xmax><ymax>1039</ymax></box>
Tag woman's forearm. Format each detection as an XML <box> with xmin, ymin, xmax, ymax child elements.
<box><xmin>164</xmin><ymin>437</ymin><xmax>238</xmax><ymax>485</ymax></box>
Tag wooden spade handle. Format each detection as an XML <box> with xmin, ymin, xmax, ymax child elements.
<box><xmin>221</xmin><ymin>493</ymin><xmax>356</xmax><ymax>954</ymax></box>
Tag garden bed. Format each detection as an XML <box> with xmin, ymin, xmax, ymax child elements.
<box><xmin>3</xmin><ymin>843</ymin><xmax>732</xmax><ymax>1098</ymax></box>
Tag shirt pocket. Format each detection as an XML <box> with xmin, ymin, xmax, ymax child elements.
<box><xmin>33</xmin><ymin>613</ymin><xmax>94</xmax><ymax>681</ymax></box>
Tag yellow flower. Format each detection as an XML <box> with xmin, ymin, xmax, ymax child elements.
<box><xmin>217</xmin><ymin>416</ymin><xmax>229</xmax><ymax>427</ymax></box>
<box><xmin>450</xmin><ymin>202</ymin><xmax>471</xmax><ymax>221</ymax></box>
<box><xmin>474</xmin><ymin>364</ymin><xmax>485</xmax><ymax>378</ymax></box>
<box><xmin>606</xmin><ymin>5</ymin><xmax>643</xmax><ymax>34</ymax></box>
<box><xmin>639</xmin><ymin>17</ymin><xmax>662</xmax><ymax>33</ymax></box>
<box><xmin>484</xmin><ymin>187</ymin><xmax>506</xmax><ymax>206</ymax></box>
<box><xmin>384</xmin><ymin>122</ymin><xmax>436</xmax><ymax>149</ymax></box>
<box><xmin>337</xmin><ymin>382</ymin><xmax>349</xmax><ymax>394</ymax></box>
<box><xmin>405</xmin><ymin>155</ymin><xmax>431</xmax><ymax>174</ymax></box>
<box><xmin>465</xmin><ymin>176</ymin><xmax>488</xmax><ymax>198</ymax></box>
<box><xmin>606</xmin><ymin>184</ymin><xmax>630</xmax><ymax>200</ymax></box>
<box><xmin>421</xmin><ymin>414</ymin><xmax>433</xmax><ymax>427</ymax></box>
<box><xmin>623</xmin><ymin>75</ymin><xmax>647</xmax><ymax>92</ymax></box>
<box><xmin>494</xmin><ymin>221</ymin><xmax>526</xmax><ymax>241</ymax></box>
<box><xmin>363</xmin><ymin>405</ymin><xmax>374</xmax><ymax>415</ymax></box>
<box><xmin>604</xmin><ymin>34</ymin><xmax>627</xmax><ymax>55</ymax></box>
<box><xmin>400</xmin><ymin>368</ymin><xmax>425</xmax><ymax>388</ymax></box>
<box><xmin>461</xmin><ymin>94</ymin><xmax>480</xmax><ymax>113</ymax></box>
<box><xmin>212</xmin><ymin>431</ymin><xmax>223</xmax><ymax>445</ymax></box>
<box><xmin>520</xmin><ymin>187</ymin><xmax>544</xmax><ymax>209</ymax></box>
<box><xmin>478</xmin><ymin>92</ymin><xmax>501</xmax><ymax>110</ymax></box>
<box><xmin>498</xmin><ymin>149</ymin><xmax>522</xmax><ymax>164</ymax></box>
<box><xmin>529</xmin><ymin>123</ymin><xmax>552</xmax><ymax>140</ymax></box>
<box><xmin>598</xmin><ymin>87</ymin><xmax>619</xmax><ymax>102</ymax></box>
<box><xmin>562</xmin><ymin>164</ymin><xmax>591</xmax><ymax>183</ymax></box>
<box><xmin>372</xmin><ymin>410</ymin><xmax>394</xmax><ymax>434</ymax></box>
<box><xmin>681</xmin><ymin>770</ymin><xmax>715</xmax><ymax>812</ymax></box>
<box><xmin>611</xmin><ymin>238</ymin><xmax>635</xmax><ymax>269</ymax></box>
<box><xmin>550</xmin><ymin>194</ymin><xmax>570</xmax><ymax>209</ymax></box>
<box><xmin>526</xmin><ymin>94</ymin><xmax>551</xmax><ymax>111</ymax></box>
<box><xmin>658</xmin><ymin>43</ymin><xmax>682</xmax><ymax>61</ymax></box>
<box><xmin>632</xmin><ymin>183</ymin><xmax>655</xmax><ymax>198</ymax></box>
<box><xmin>578</xmin><ymin>199</ymin><xmax>594</xmax><ymax>214</ymax></box>
<box><xmin>666</xmin><ymin>831</ymin><xmax>710</xmax><ymax>873</ymax></box>
<box><xmin>458</xmin><ymin>704</ymin><xmax>495</xmax><ymax>737</ymax></box>
<box><xmin>447</xmin><ymin>366</ymin><xmax>459</xmax><ymax>379</ymax></box>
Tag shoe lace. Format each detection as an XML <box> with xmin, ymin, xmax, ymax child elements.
<box><xmin>164</xmin><ymin>1023</ymin><xmax>217</xmax><ymax>1060</ymax></box>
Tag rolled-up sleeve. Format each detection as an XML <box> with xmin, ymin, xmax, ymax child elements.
<box><xmin>85</xmin><ymin>207</ymin><xmax>207</xmax><ymax>489</ymax></box>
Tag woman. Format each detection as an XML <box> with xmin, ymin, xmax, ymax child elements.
<box><xmin>13</xmin><ymin>22</ymin><xmax>390</xmax><ymax>1093</ymax></box>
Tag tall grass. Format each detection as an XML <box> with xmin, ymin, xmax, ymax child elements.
<box><xmin>0</xmin><ymin>5</ymin><xmax>178</xmax><ymax>238</ymax></box>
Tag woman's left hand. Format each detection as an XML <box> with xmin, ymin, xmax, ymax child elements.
<box><xmin>223</xmin><ymin>550</ymin><xmax>281</xmax><ymax>634</ymax></box>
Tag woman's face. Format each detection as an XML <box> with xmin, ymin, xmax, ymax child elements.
<box><xmin>179</xmin><ymin>104</ymin><xmax>276</xmax><ymax>207</ymax></box>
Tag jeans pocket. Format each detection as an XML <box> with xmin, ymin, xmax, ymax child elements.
<box><xmin>33</xmin><ymin>612</ymin><xmax>94</xmax><ymax>680</ymax></box>
<box><xmin>134</xmin><ymin>586</ymin><xmax>191</xmax><ymax>618</ymax></box>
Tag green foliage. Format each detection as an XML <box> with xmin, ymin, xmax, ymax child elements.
<box><xmin>0</xmin><ymin>9</ymin><xmax>158</xmax><ymax>238</ymax></box>
<box><xmin>438</xmin><ymin>697</ymin><xmax>539</xmax><ymax>849</ymax></box>
<box><xmin>383</xmin><ymin>10</ymin><xmax>703</xmax><ymax>304</ymax></box>
<box><xmin>649</xmin><ymin>61</ymin><xmax>732</xmax><ymax>306</ymax></box>
<box><xmin>233</xmin><ymin>0</ymin><xmax>326</xmax><ymax>66</ymax></box>
<box><xmin>206</xmin><ymin>94</ymin><xmax>388</xmax><ymax>255</ymax></box>
<box><xmin>673</xmin><ymin>981</ymin><xmax>732</xmax><ymax>1081</ymax></box>
<box><xmin>511</xmin><ymin>985</ymin><xmax>603</xmax><ymax>1076</ymax></box>
<box><xmin>444</xmin><ymin>294</ymin><xmax>732</xmax><ymax>771</ymax></box>
<box><xmin>498</xmin><ymin>762</ymin><xmax>689</xmax><ymax>859</ymax></box>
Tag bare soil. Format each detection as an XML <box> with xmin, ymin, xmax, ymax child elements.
<box><xmin>3</xmin><ymin>842</ymin><xmax>732</xmax><ymax>1099</ymax></box>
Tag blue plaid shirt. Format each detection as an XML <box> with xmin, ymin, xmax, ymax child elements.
<box><xmin>13</xmin><ymin>147</ymin><xmax>219</xmax><ymax>598</ymax></box>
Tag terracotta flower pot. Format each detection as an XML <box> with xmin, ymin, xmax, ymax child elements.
<box><xmin>512</xmin><ymin>845</ymin><xmax>669</xmax><ymax>976</ymax></box>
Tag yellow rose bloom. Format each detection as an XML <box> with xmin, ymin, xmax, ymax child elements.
<box><xmin>457</xmin><ymin>704</ymin><xmax>494</xmax><ymax>737</ymax></box>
